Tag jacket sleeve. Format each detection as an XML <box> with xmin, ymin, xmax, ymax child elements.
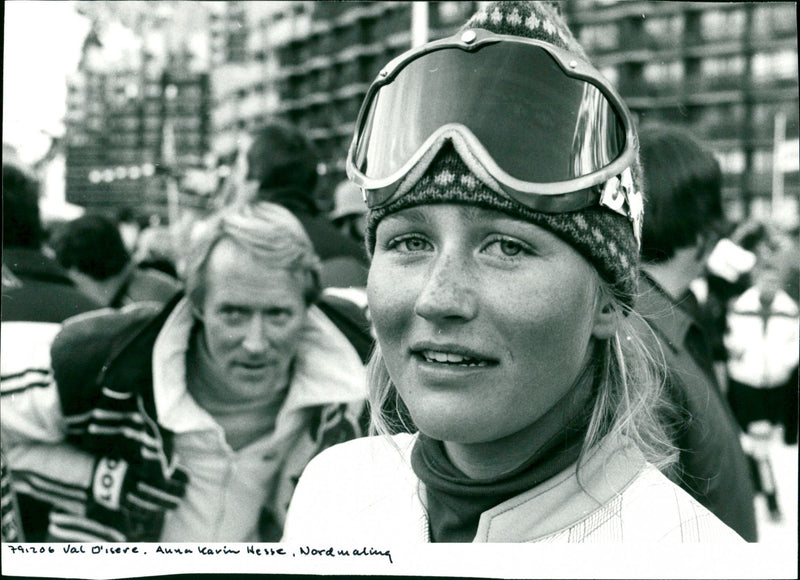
<box><xmin>1</xmin><ymin>321</ymin><xmax>97</xmax><ymax>513</ymax></box>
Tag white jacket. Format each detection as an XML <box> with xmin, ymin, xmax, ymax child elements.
<box><xmin>283</xmin><ymin>433</ymin><xmax>744</xmax><ymax>543</ymax></box>
<box><xmin>725</xmin><ymin>287</ymin><xmax>799</xmax><ymax>388</ymax></box>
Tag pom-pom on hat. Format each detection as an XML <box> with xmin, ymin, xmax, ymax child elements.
<box><xmin>364</xmin><ymin>1</ymin><xmax>642</xmax><ymax>307</ymax></box>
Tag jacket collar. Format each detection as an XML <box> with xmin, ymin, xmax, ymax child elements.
<box><xmin>474</xmin><ymin>434</ymin><xmax>645</xmax><ymax>542</ymax></box>
<box><xmin>258</xmin><ymin>187</ymin><xmax>319</xmax><ymax>216</ymax></box>
<box><xmin>636</xmin><ymin>273</ymin><xmax>694</xmax><ymax>353</ymax></box>
<box><xmin>2</xmin><ymin>247</ymin><xmax>74</xmax><ymax>286</ymax></box>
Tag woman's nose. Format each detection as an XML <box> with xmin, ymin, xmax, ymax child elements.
<box><xmin>414</xmin><ymin>252</ymin><xmax>477</xmax><ymax>323</ymax></box>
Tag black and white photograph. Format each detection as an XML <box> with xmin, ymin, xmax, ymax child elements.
<box><xmin>2</xmin><ymin>1</ymin><xmax>798</xmax><ymax>578</ymax></box>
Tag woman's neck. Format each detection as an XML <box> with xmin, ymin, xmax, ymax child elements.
<box><xmin>442</xmin><ymin>359</ymin><xmax>596</xmax><ymax>480</ymax></box>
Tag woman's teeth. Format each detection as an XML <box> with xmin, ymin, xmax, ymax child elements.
<box><xmin>422</xmin><ymin>350</ymin><xmax>489</xmax><ymax>367</ymax></box>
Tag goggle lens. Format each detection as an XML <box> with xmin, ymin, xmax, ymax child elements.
<box><xmin>354</xmin><ymin>42</ymin><xmax>626</xmax><ymax>185</ymax></box>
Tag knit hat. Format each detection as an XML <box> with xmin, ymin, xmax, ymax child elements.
<box><xmin>365</xmin><ymin>1</ymin><xmax>642</xmax><ymax>306</ymax></box>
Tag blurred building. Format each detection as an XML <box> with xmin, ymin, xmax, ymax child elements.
<box><xmin>62</xmin><ymin>1</ymin><xmax>798</xmax><ymax>221</ymax></box>
<box><xmin>564</xmin><ymin>0</ymin><xmax>799</xmax><ymax>221</ymax></box>
<box><xmin>64</xmin><ymin>2</ymin><xmax>215</xmax><ymax>216</ymax></box>
<box><xmin>210</xmin><ymin>1</ymin><xmax>479</xmax><ymax>206</ymax></box>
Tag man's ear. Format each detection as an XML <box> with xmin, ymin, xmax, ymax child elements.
<box><xmin>592</xmin><ymin>296</ymin><xmax>618</xmax><ymax>340</ymax></box>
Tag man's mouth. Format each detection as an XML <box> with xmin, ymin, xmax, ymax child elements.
<box><xmin>236</xmin><ymin>360</ymin><xmax>269</xmax><ymax>371</ymax></box>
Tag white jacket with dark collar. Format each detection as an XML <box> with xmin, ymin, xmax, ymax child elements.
<box><xmin>283</xmin><ymin>433</ymin><xmax>744</xmax><ymax>544</ymax></box>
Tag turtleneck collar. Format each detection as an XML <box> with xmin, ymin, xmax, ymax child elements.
<box><xmin>411</xmin><ymin>357</ymin><xmax>598</xmax><ymax>542</ymax></box>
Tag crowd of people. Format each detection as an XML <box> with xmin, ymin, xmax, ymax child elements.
<box><xmin>2</xmin><ymin>0</ymin><xmax>797</xmax><ymax>552</ymax></box>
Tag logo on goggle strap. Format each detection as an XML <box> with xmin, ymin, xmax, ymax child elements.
<box><xmin>599</xmin><ymin>168</ymin><xmax>643</xmax><ymax>246</ymax></box>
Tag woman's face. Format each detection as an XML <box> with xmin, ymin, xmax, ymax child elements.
<box><xmin>368</xmin><ymin>204</ymin><xmax>606</xmax><ymax>445</ymax></box>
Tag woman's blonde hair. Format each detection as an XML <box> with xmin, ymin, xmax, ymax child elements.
<box><xmin>366</xmin><ymin>270</ymin><xmax>679</xmax><ymax>475</ymax></box>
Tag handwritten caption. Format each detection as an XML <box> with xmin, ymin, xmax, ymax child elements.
<box><xmin>6</xmin><ymin>543</ymin><xmax>393</xmax><ymax>564</ymax></box>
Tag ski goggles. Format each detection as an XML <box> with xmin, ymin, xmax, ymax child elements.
<box><xmin>347</xmin><ymin>28</ymin><xmax>641</xmax><ymax>221</ymax></box>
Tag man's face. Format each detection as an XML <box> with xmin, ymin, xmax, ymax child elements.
<box><xmin>200</xmin><ymin>239</ymin><xmax>309</xmax><ymax>404</ymax></box>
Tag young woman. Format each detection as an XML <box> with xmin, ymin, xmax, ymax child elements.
<box><xmin>282</xmin><ymin>1</ymin><xmax>744</xmax><ymax>544</ymax></box>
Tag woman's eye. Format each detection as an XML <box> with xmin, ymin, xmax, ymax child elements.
<box><xmin>390</xmin><ymin>235</ymin><xmax>431</xmax><ymax>253</ymax></box>
<box><xmin>484</xmin><ymin>237</ymin><xmax>531</xmax><ymax>258</ymax></box>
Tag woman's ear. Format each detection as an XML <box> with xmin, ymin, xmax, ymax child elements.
<box><xmin>592</xmin><ymin>295</ymin><xmax>618</xmax><ymax>340</ymax></box>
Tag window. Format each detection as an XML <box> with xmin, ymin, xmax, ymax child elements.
<box><xmin>700</xmin><ymin>9</ymin><xmax>746</xmax><ymax>40</ymax></box>
<box><xmin>700</xmin><ymin>55</ymin><xmax>745</xmax><ymax>79</ymax></box>
<box><xmin>643</xmin><ymin>15</ymin><xmax>684</xmax><ymax>45</ymax></box>
<box><xmin>599</xmin><ymin>66</ymin><xmax>619</xmax><ymax>88</ymax></box>
<box><xmin>753</xmin><ymin>4</ymin><xmax>797</xmax><ymax>37</ymax></box>
<box><xmin>753</xmin><ymin>149</ymin><xmax>773</xmax><ymax>174</ymax></box>
<box><xmin>642</xmin><ymin>61</ymin><xmax>684</xmax><ymax>85</ymax></box>
<box><xmin>715</xmin><ymin>149</ymin><xmax>745</xmax><ymax>174</ymax></box>
<box><xmin>578</xmin><ymin>24</ymin><xmax>618</xmax><ymax>51</ymax></box>
<box><xmin>752</xmin><ymin>50</ymin><xmax>798</xmax><ymax>81</ymax></box>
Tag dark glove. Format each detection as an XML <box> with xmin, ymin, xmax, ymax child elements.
<box><xmin>92</xmin><ymin>456</ymin><xmax>188</xmax><ymax>515</ymax></box>
<box><xmin>90</xmin><ymin>455</ymin><xmax>188</xmax><ymax>540</ymax></box>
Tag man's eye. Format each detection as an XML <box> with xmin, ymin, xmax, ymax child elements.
<box><xmin>265</xmin><ymin>308</ymin><xmax>293</xmax><ymax>325</ymax></box>
<box><xmin>219</xmin><ymin>307</ymin><xmax>249</xmax><ymax>324</ymax></box>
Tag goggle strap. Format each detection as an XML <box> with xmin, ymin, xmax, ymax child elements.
<box><xmin>599</xmin><ymin>168</ymin><xmax>643</xmax><ymax>247</ymax></box>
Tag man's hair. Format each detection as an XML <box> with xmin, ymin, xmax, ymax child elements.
<box><xmin>638</xmin><ymin>125</ymin><xmax>724</xmax><ymax>263</ymax></box>
<box><xmin>2</xmin><ymin>164</ymin><xmax>44</xmax><ymax>249</ymax></box>
<box><xmin>246</xmin><ymin>119</ymin><xmax>319</xmax><ymax>198</ymax></box>
<box><xmin>247</xmin><ymin>119</ymin><xmax>319</xmax><ymax>201</ymax></box>
<box><xmin>184</xmin><ymin>201</ymin><xmax>322</xmax><ymax>311</ymax></box>
<box><xmin>52</xmin><ymin>214</ymin><xmax>130</xmax><ymax>280</ymax></box>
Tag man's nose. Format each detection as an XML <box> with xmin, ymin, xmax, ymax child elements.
<box><xmin>241</xmin><ymin>313</ymin><xmax>269</xmax><ymax>353</ymax></box>
<box><xmin>414</xmin><ymin>252</ymin><xmax>478</xmax><ymax>323</ymax></box>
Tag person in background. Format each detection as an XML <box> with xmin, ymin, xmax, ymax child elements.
<box><xmin>2</xmin><ymin>162</ymin><xmax>103</xmax><ymax>541</ymax></box>
<box><xmin>1</xmin><ymin>163</ymin><xmax>102</xmax><ymax>323</ymax></box>
<box><xmin>1</xmin><ymin>201</ymin><xmax>368</xmax><ymax>542</ymax></box>
<box><xmin>329</xmin><ymin>179</ymin><xmax>368</xmax><ymax>247</ymax></box>
<box><xmin>245</xmin><ymin>120</ymin><xmax>369</xmax><ymax>289</ymax></box>
<box><xmin>725</xmin><ymin>226</ymin><xmax>799</xmax><ymax>519</ymax></box>
<box><xmin>636</xmin><ymin>125</ymin><xmax>757</xmax><ymax>541</ymax></box>
<box><xmin>115</xmin><ymin>206</ymin><xmax>142</xmax><ymax>255</ymax></box>
<box><xmin>1</xmin><ymin>449</ymin><xmax>25</xmax><ymax>541</ymax></box>
<box><xmin>133</xmin><ymin>225</ymin><xmax>181</xmax><ymax>279</ymax></box>
<box><xmin>52</xmin><ymin>214</ymin><xmax>182</xmax><ymax>308</ymax></box>
<box><xmin>283</xmin><ymin>1</ymin><xmax>742</xmax><ymax>544</ymax></box>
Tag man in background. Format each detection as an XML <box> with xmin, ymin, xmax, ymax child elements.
<box><xmin>2</xmin><ymin>163</ymin><xmax>101</xmax><ymax>323</ymax></box>
<box><xmin>245</xmin><ymin>120</ymin><xmax>369</xmax><ymax>289</ymax></box>
<box><xmin>52</xmin><ymin>213</ymin><xmax>181</xmax><ymax>308</ymax></box>
<box><xmin>636</xmin><ymin>125</ymin><xmax>758</xmax><ymax>541</ymax></box>
<box><xmin>2</xmin><ymin>162</ymin><xmax>102</xmax><ymax>541</ymax></box>
<box><xmin>2</xmin><ymin>201</ymin><xmax>368</xmax><ymax>542</ymax></box>
<box><xmin>329</xmin><ymin>179</ymin><xmax>368</xmax><ymax>247</ymax></box>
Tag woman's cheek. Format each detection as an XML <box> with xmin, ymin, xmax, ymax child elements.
<box><xmin>367</xmin><ymin>257</ymin><xmax>409</xmax><ymax>334</ymax></box>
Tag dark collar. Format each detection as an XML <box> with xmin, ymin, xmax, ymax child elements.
<box><xmin>636</xmin><ymin>273</ymin><xmax>694</xmax><ymax>352</ymax></box>
<box><xmin>257</xmin><ymin>187</ymin><xmax>319</xmax><ymax>216</ymax></box>
<box><xmin>2</xmin><ymin>247</ymin><xmax>74</xmax><ymax>286</ymax></box>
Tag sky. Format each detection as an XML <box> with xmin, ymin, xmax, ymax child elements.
<box><xmin>3</xmin><ymin>1</ymin><xmax>90</xmax><ymax>166</ymax></box>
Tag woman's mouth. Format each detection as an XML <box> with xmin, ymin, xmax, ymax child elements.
<box><xmin>418</xmin><ymin>349</ymin><xmax>494</xmax><ymax>368</ymax></box>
